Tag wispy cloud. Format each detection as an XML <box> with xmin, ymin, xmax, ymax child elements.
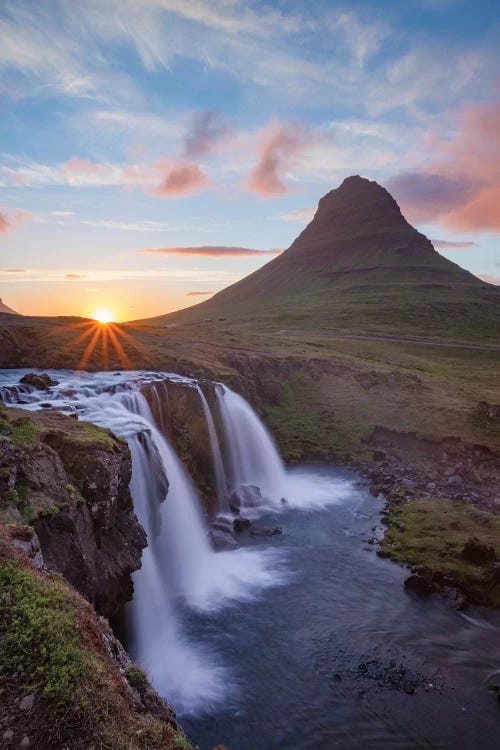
<box><xmin>432</xmin><ymin>239</ymin><xmax>478</xmax><ymax>250</ymax></box>
<box><xmin>248</xmin><ymin>121</ymin><xmax>309</xmax><ymax>196</ymax></box>
<box><xmin>281</xmin><ymin>207</ymin><xmax>315</xmax><ymax>221</ymax></box>
<box><xmin>186</xmin><ymin>290</ymin><xmax>214</xmax><ymax>296</ymax></box>
<box><xmin>0</xmin><ymin>267</ymin><xmax>241</xmax><ymax>283</ymax></box>
<box><xmin>183</xmin><ymin>110</ymin><xmax>230</xmax><ymax>158</ymax></box>
<box><xmin>140</xmin><ymin>245</ymin><xmax>283</xmax><ymax>257</ymax></box>
<box><xmin>0</xmin><ymin>208</ymin><xmax>31</xmax><ymax>234</ymax></box>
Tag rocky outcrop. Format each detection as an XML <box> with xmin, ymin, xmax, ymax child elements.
<box><xmin>142</xmin><ymin>378</ymin><xmax>224</xmax><ymax>515</ymax></box>
<box><xmin>0</xmin><ymin>405</ymin><xmax>146</xmax><ymax>617</ymax></box>
<box><xmin>20</xmin><ymin>372</ymin><xmax>58</xmax><ymax>390</ymax></box>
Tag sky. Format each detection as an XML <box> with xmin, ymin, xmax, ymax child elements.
<box><xmin>0</xmin><ymin>0</ymin><xmax>499</xmax><ymax>321</ymax></box>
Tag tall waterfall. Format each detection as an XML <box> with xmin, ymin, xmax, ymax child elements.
<box><xmin>216</xmin><ymin>384</ymin><xmax>287</xmax><ymax>507</ymax></box>
<box><xmin>0</xmin><ymin>370</ymin><xmax>288</xmax><ymax>714</ymax></box>
<box><xmin>197</xmin><ymin>385</ymin><xmax>229</xmax><ymax>513</ymax></box>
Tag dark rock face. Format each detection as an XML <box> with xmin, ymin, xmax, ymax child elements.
<box><xmin>0</xmin><ymin>408</ymin><xmax>146</xmax><ymax>618</ymax></box>
<box><xmin>19</xmin><ymin>372</ymin><xmax>58</xmax><ymax>391</ymax></box>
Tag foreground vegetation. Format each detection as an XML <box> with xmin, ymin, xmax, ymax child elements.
<box><xmin>0</xmin><ymin>528</ymin><xmax>195</xmax><ymax>750</ymax></box>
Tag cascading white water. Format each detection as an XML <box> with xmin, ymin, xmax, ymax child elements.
<box><xmin>197</xmin><ymin>385</ymin><xmax>229</xmax><ymax>512</ymax></box>
<box><xmin>216</xmin><ymin>384</ymin><xmax>287</xmax><ymax>507</ymax></box>
<box><xmin>0</xmin><ymin>370</ymin><xmax>289</xmax><ymax>714</ymax></box>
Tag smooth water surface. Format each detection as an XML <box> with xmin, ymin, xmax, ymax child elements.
<box><xmin>184</xmin><ymin>466</ymin><xmax>500</xmax><ymax>750</ymax></box>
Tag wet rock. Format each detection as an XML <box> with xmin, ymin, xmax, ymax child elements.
<box><xmin>404</xmin><ymin>574</ymin><xmax>436</xmax><ymax>595</ymax></box>
<box><xmin>372</xmin><ymin>450</ymin><xmax>386</xmax><ymax>462</ymax></box>
<box><xmin>20</xmin><ymin>373</ymin><xmax>57</xmax><ymax>391</ymax></box>
<box><xmin>20</xmin><ymin>737</ymin><xmax>30</xmax><ymax>748</ymax></box>
<box><xmin>447</xmin><ymin>474</ymin><xmax>462</xmax><ymax>486</ymax></box>
<box><xmin>3</xmin><ymin>729</ymin><xmax>14</xmax><ymax>741</ymax></box>
<box><xmin>211</xmin><ymin>527</ymin><xmax>238</xmax><ymax>549</ymax></box>
<box><xmin>461</xmin><ymin>537</ymin><xmax>497</xmax><ymax>565</ymax></box>
<box><xmin>228</xmin><ymin>484</ymin><xmax>264</xmax><ymax>510</ymax></box>
<box><xmin>233</xmin><ymin>517</ymin><xmax>251</xmax><ymax>533</ymax></box>
<box><xmin>250</xmin><ymin>526</ymin><xmax>283</xmax><ymax>537</ymax></box>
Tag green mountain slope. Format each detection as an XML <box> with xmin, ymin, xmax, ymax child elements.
<box><xmin>143</xmin><ymin>176</ymin><xmax>499</xmax><ymax>343</ymax></box>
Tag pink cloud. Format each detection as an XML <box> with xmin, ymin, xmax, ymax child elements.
<box><xmin>0</xmin><ymin>210</ymin><xmax>31</xmax><ymax>235</ymax></box>
<box><xmin>477</xmin><ymin>274</ymin><xmax>500</xmax><ymax>285</ymax></box>
<box><xmin>388</xmin><ymin>99</ymin><xmax>500</xmax><ymax>232</ymax></box>
<box><xmin>248</xmin><ymin>120</ymin><xmax>308</xmax><ymax>196</ymax></box>
<box><xmin>140</xmin><ymin>246</ymin><xmax>283</xmax><ymax>257</ymax></box>
<box><xmin>64</xmin><ymin>157</ymin><xmax>106</xmax><ymax>174</ymax></box>
<box><xmin>152</xmin><ymin>161</ymin><xmax>211</xmax><ymax>198</ymax></box>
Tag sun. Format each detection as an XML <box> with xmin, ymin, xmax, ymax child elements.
<box><xmin>93</xmin><ymin>308</ymin><xmax>115</xmax><ymax>324</ymax></box>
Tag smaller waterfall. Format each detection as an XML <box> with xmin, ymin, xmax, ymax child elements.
<box><xmin>216</xmin><ymin>384</ymin><xmax>286</xmax><ymax>508</ymax></box>
<box><xmin>197</xmin><ymin>385</ymin><xmax>229</xmax><ymax>513</ymax></box>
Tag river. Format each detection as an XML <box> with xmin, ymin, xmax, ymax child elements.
<box><xmin>1</xmin><ymin>370</ymin><xmax>499</xmax><ymax>749</ymax></box>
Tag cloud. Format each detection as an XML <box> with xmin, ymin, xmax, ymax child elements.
<box><xmin>66</xmin><ymin>273</ymin><xmax>84</xmax><ymax>279</ymax></box>
<box><xmin>432</xmin><ymin>239</ymin><xmax>478</xmax><ymax>251</ymax></box>
<box><xmin>0</xmin><ymin>209</ymin><xmax>31</xmax><ymax>234</ymax></box>
<box><xmin>152</xmin><ymin>161</ymin><xmax>211</xmax><ymax>197</ymax></box>
<box><xmin>248</xmin><ymin>121</ymin><xmax>308</xmax><ymax>196</ymax></box>
<box><xmin>0</xmin><ymin>214</ymin><xmax>9</xmax><ymax>233</ymax></box>
<box><xmin>3</xmin><ymin>268</ymin><xmax>25</xmax><ymax>272</ymax></box>
<box><xmin>140</xmin><ymin>245</ymin><xmax>283</xmax><ymax>257</ymax></box>
<box><xmin>388</xmin><ymin>100</ymin><xmax>500</xmax><ymax>232</ymax></box>
<box><xmin>477</xmin><ymin>274</ymin><xmax>500</xmax><ymax>285</ymax></box>
<box><xmin>281</xmin><ymin>207</ymin><xmax>315</xmax><ymax>222</ymax></box>
<box><xmin>183</xmin><ymin>110</ymin><xmax>229</xmax><ymax>158</ymax></box>
<box><xmin>64</xmin><ymin>157</ymin><xmax>106</xmax><ymax>175</ymax></box>
<box><xmin>186</xmin><ymin>291</ymin><xmax>214</xmax><ymax>296</ymax></box>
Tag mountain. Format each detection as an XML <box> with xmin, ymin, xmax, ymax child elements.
<box><xmin>141</xmin><ymin>176</ymin><xmax>500</xmax><ymax>342</ymax></box>
<box><xmin>0</xmin><ymin>298</ymin><xmax>19</xmax><ymax>315</ymax></box>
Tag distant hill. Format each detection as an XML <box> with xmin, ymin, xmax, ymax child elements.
<box><xmin>0</xmin><ymin>298</ymin><xmax>19</xmax><ymax>315</ymax></box>
<box><xmin>139</xmin><ymin>176</ymin><xmax>500</xmax><ymax>343</ymax></box>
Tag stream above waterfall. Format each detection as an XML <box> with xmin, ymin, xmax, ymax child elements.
<box><xmin>1</xmin><ymin>370</ymin><xmax>499</xmax><ymax>750</ymax></box>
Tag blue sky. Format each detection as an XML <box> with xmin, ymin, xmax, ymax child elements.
<box><xmin>0</xmin><ymin>0</ymin><xmax>498</xmax><ymax>319</ymax></box>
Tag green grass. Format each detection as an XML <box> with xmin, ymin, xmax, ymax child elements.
<box><xmin>0</xmin><ymin>561</ymin><xmax>87</xmax><ymax>709</ymax></box>
<box><xmin>11</xmin><ymin>416</ymin><xmax>38</xmax><ymax>446</ymax></box>
<box><xmin>381</xmin><ymin>497</ymin><xmax>500</xmax><ymax>606</ymax></box>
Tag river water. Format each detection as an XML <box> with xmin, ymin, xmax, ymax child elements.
<box><xmin>1</xmin><ymin>370</ymin><xmax>499</xmax><ymax>749</ymax></box>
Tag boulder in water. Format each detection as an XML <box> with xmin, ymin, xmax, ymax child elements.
<box><xmin>233</xmin><ymin>517</ymin><xmax>251</xmax><ymax>533</ymax></box>
<box><xmin>211</xmin><ymin>527</ymin><xmax>238</xmax><ymax>549</ymax></box>
<box><xmin>20</xmin><ymin>372</ymin><xmax>58</xmax><ymax>391</ymax></box>
<box><xmin>228</xmin><ymin>484</ymin><xmax>263</xmax><ymax>510</ymax></box>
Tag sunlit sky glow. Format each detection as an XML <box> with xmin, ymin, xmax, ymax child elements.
<box><xmin>1</xmin><ymin>0</ymin><xmax>499</xmax><ymax>320</ymax></box>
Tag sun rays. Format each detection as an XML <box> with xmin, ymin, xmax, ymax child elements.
<box><xmin>64</xmin><ymin>318</ymin><xmax>142</xmax><ymax>370</ymax></box>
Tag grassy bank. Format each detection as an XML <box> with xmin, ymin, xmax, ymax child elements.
<box><xmin>380</xmin><ymin>497</ymin><xmax>500</xmax><ymax>607</ymax></box>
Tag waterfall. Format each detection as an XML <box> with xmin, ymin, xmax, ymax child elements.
<box><xmin>0</xmin><ymin>369</ymin><xmax>287</xmax><ymax>714</ymax></box>
<box><xmin>197</xmin><ymin>385</ymin><xmax>229</xmax><ymax>513</ymax></box>
<box><xmin>216</xmin><ymin>384</ymin><xmax>286</xmax><ymax>508</ymax></box>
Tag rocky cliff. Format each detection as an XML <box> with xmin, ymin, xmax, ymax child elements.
<box><xmin>0</xmin><ymin>403</ymin><xmax>146</xmax><ymax>617</ymax></box>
